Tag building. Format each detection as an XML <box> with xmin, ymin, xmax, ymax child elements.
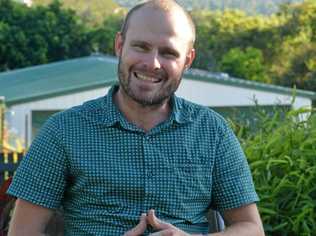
<box><xmin>0</xmin><ymin>54</ymin><xmax>315</xmax><ymax>148</ymax></box>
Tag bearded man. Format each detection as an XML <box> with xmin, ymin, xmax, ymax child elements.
<box><xmin>7</xmin><ymin>1</ymin><xmax>264</xmax><ymax>235</ymax></box>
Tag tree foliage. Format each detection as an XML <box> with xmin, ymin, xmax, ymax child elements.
<box><xmin>219</xmin><ymin>47</ymin><xmax>269</xmax><ymax>82</ymax></box>
<box><xmin>0</xmin><ymin>0</ymin><xmax>92</xmax><ymax>71</ymax></box>
<box><xmin>273</xmin><ymin>1</ymin><xmax>316</xmax><ymax>90</ymax></box>
<box><xmin>1</xmin><ymin>0</ymin><xmax>316</xmax><ymax>92</ymax></box>
<box><xmin>191</xmin><ymin>1</ymin><xmax>316</xmax><ymax>91</ymax></box>
<box><xmin>89</xmin><ymin>12</ymin><xmax>125</xmax><ymax>55</ymax></box>
<box><xmin>116</xmin><ymin>0</ymin><xmax>304</xmax><ymax>15</ymax></box>
<box><xmin>32</xmin><ymin>0</ymin><xmax>120</xmax><ymax>26</ymax></box>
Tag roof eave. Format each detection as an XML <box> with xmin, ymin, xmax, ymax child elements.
<box><xmin>6</xmin><ymin>80</ymin><xmax>117</xmax><ymax>106</ymax></box>
<box><xmin>184</xmin><ymin>72</ymin><xmax>316</xmax><ymax>100</ymax></box>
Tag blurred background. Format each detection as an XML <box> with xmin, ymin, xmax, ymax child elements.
<box><xmin>0</xmin><ymin>1</ymin><xmax>316</xmax><ymax>235</ymax></box>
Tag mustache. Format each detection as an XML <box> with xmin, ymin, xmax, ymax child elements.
<box><xmin>129</xmin><ymin>65</ymin><xmax>168</xmax><ymax>79</ymax></box>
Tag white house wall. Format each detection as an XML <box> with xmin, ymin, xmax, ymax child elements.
<box><xmin>7</xmin><ymin>87</ymin><xmax>110</xmax><ymax>146</ymax></box>
<box><xmin>177</xmin><ymin>79</ymin><xmax>311</xmax><ymax>109</ymax></box>
<box><xmin>7</xmin><ymin>80</ymin><xmax>312</xmax><ymax>147</ymax></box>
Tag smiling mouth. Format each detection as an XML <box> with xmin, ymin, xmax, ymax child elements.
<box><xmin>134</xmin><ymin>72</ymin><xmax>162</xmax><ymax>83</ymax></box>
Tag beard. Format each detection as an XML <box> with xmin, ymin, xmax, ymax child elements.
<box><xmin>117</xmin><ymin>57</ymin><xmax>184</xmax><ymax>107</ymax></box>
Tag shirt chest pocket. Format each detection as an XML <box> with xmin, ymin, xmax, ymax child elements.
<box><xmin>156</xmin><ymin>163</ymin><xmax>208</xmax><ymax>201</ymax></box>
<box><xmin>175</xmin><ymin>163</ymin><xmax>201</xmax><ymax>181</ymax></box>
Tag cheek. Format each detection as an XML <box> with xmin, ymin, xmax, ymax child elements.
<box><xmin>166</xmin><ymin>61</ymin><xmax>186</xmax><ymax>77</ymax></box>
<box><xmin>121</xmin><ymin>48</ymin><xmax>143</xmax><ymax>65</ymax></box>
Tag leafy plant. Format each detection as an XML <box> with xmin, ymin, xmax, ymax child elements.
<box><xmin>230</xmin><ymin>107</ymin><xmax>316</xmax><ymax>235</ymax></box>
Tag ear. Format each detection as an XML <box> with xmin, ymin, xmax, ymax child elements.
<box><xmin>184</xmin><ymin>48</ymin><xmax>195</xmax><ymax>70</ymax></box>
<box><xmin>115</xmin><ymin>32</ymin><xmax>124</xmax><ymax>57</ymax></box>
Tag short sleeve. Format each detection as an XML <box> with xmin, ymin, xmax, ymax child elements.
<box><xmin>7</xmin><ymin>116</ymin><xmax>67</xmax><ymax>209</ymax></box>
<box><xmin>211</xmin><ymin>122</ymin><xmax>259</xmax><ymax>211</ymax></box>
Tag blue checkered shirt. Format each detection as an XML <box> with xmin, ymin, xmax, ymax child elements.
<box><xmin>8</xmin><ymin>85</ymin><xmax>259</xmax><ymax>235</ymax></box>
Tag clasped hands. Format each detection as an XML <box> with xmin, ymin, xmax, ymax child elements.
<box><xmin>123</xmin><ymin>209</ymin><xmax>196</xmax><ymax>236</ymax></box>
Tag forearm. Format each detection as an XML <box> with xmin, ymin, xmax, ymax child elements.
<box><xmin>8</xmin><ymin>199</ymin><xmax>53</xmax><ymax>236</ymax></box>
<box><xmin>200</xmin><ymin>221</ymin><xmax>264</xmax><ymax>236</ymax></box>
<box><xmin>8</xmin><ymin>215</ymin><xmax>48</xmax><ymax>236</ymax></box>
<box><xmin>8</xmin><ymin>227</ymin><xmax>47</xmax><ymax>236</ymax></box>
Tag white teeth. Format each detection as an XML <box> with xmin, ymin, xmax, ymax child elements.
<box><xmin>136</xmin><ymin>73</ymin><xmax>160</xmax><ymax>82</ymax></box>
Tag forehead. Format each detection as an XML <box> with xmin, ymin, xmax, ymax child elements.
<box><xmin>125</xmin><ymin>7</ymin><xmax>192</xmax><ymax>48</ymax></box>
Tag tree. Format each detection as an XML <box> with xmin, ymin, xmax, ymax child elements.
<box><xmin>89</xmin><ymin>11</ymin><xmax>126</xmax><ymax>55</ymax></box>
<box><xmin>219</xmin><ymin>47</ymin><xmax>269</xmax><ymax>83</ymax></box>
<box><xmin>269</xmin><ymin>0</ymin><xmax>316</xmax><ymax>90</ymax></box>
<box><xmin>32</xmin><ymin>0</ymin><xmax>120</xmax><ymax>26</ymax></box>
<box><xmin>0</xmin><ymin>0</ymin><xmax>92</xmax><ymax>71</ymax></box>
<box><xmin>31</xmin><ymin>1</ymin><xmax>92</xmax><ymax>61</ymax></box>
<box><xmin>0</xmin><ymin>0</ymin><xmax>33</xmax><ymax>70</ymax></box>
<box><xmin>191</xmin><ymin>9</ymin><xmax>277</xmax><ymax>72</ymax></box>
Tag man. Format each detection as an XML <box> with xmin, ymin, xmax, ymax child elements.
<box><xmin>7</xmin><ymin>0</ymin><xmax>265</xmax><ymax>235</ymax></box>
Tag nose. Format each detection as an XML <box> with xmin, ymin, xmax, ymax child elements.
<box><xmin>145</xmin><ymin>51</ymin><xmax>161</xmax><ymax>71</ymax></box>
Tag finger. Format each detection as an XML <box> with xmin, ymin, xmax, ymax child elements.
<box><xmin>148</xmin><ymin>231</ymin><xmax>162</xmax><ymax>236</ymax></box>
<box><xmin>149</xmin><ymin>229</ymin><xmax>174</xmax><ymax>236</ymax></box>
<box><xmin>124</xmin><ymin>213</ymin><xmax>147</xmax><ymax>236</ymax></box>
<box><xmin>147</xmin><ymin>209</ymin><xmax>173</xmax><ymax>230</ymax></box>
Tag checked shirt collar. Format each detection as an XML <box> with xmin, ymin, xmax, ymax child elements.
<box><xmin>100</xmin><ymin>85</ymin><xmax>194</xmax><ymax>132</ymax></box>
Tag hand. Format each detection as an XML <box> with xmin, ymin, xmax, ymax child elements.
<box><xmin>123</xmin><ymin>213</ymin><xmax>147</xmax><ymax>236</ymax></box>
<box><xmin>147</xmin><ymin>209</ymin><xmax>191</xmax><ymax>236</ymax></box>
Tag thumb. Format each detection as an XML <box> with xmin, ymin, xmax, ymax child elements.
<box><xmin>124</xmin><ymin>213</ymin><xmax>147</xmax><ymax>236</ymax></box>
<box><xmin>147</xmin><ymin>209</ymin><xmax>173</xmax><ymax>230</ymax></box>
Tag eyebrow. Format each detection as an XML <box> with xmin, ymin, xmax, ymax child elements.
<box><xmin>130</xmin><ymin>40</ymin><xmax>152</xmax><ymax>49</ymax></box>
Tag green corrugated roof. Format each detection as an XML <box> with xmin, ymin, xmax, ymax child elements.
<box><xmin>0</xmin><ymin>54</ymin><xmax>315</xmax><ymax>106</ymax></box>
<box><xmin>0</xmin><ymin>55</ymin><xmax>118</xmax><ymax>105</ymax></box>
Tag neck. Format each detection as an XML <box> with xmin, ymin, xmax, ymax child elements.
<box><xmin>113</xmin><ymin>88</ymin><xmax>171</xmax><ymax>132</ymax></box>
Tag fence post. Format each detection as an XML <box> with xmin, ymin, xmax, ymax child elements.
<box><xmin>0</xmin><ymin>98</ymin><xmax>4</xmax><ymax>152</ymax></box>
<box><xmin>0</xmin><ymin>152</ymin><xmax>23</xmax><ymax>184</ymax></box>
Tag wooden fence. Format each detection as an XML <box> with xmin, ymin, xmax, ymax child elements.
<box><xmin>0</xmin><ymin>152</ymin><xmax>23</xmax><ymax>184</ymax></box>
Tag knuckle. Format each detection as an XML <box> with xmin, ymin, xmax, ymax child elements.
<box><xmin>123</xmin><ymin>231</ymin><xmax>134</xmax><ymax>236</ymax></box>
<box><xmin>166</xmin><ymin>228</ymin><xmax>176</xmax><ymax>235</ymax></box>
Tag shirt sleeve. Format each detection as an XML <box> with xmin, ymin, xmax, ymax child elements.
<box><xmin>210</xmin><ymin>121</ymin><xmax>259</xmax><ymax>211</ymax></box>
<box><xmin>7</xmin><ymin>115</ymin><xmax>67</xmax><ymax>209</ymax></box>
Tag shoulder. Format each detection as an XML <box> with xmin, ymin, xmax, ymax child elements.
<box><xmin>47</xmin><ymin>96</ymin><xmax>107</xmax><ymax>128</ymax></box>
<box><xmin>175</xmin><ymin>96</ymin><xmax>229</xmax><ymax>132</ymax></box>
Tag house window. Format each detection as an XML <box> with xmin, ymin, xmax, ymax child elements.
<box><xmin>31</xmin><ymin>110</ymin><xmax>61</xmax><ymax>140</ymax></box>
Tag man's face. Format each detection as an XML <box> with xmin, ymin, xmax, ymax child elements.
<box><xmin>115</xmin><ymin>7</ymin><xmax>195</xmax><ymax>106</ymax></box>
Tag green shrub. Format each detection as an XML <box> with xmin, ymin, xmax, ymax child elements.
<box><xmin>230</xmin><ymin>107</ymin><xmax>316</xmax><ymax>236</ymax></box>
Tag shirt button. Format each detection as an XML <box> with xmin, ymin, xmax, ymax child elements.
<box><xmin>145</xmin><ymin>136</ymin><xmax>152</xmax><ymax>143</ymax></box>
<box><xmin>147</xmin><ymin>171</ymin><xmax>154</xmax><ymax>177</ymax></box>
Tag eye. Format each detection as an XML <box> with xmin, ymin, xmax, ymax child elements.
<box><xmin>160</xmin><ymin>48</ymin><xmax>179</xmax><ymax>59</ymax></box>
<box><xmin>162</xmin><ymin>52</ymin><xmax>177</xmax><ymax>59</ymax></box>
<box><xmin>132</xmin><ymin>44</ymin><xmax>149</xmax><ymax>52</ymax></box>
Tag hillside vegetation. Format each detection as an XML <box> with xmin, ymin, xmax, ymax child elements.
<box><xmin>115</xmin><ymin>0</ymin><xmax>304</xmax><ymax>15</ymax></box>
<box><xmin>32</xmin><ymin>0</ymin><xmax>121</xmax><ymax>25</ymax></box>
